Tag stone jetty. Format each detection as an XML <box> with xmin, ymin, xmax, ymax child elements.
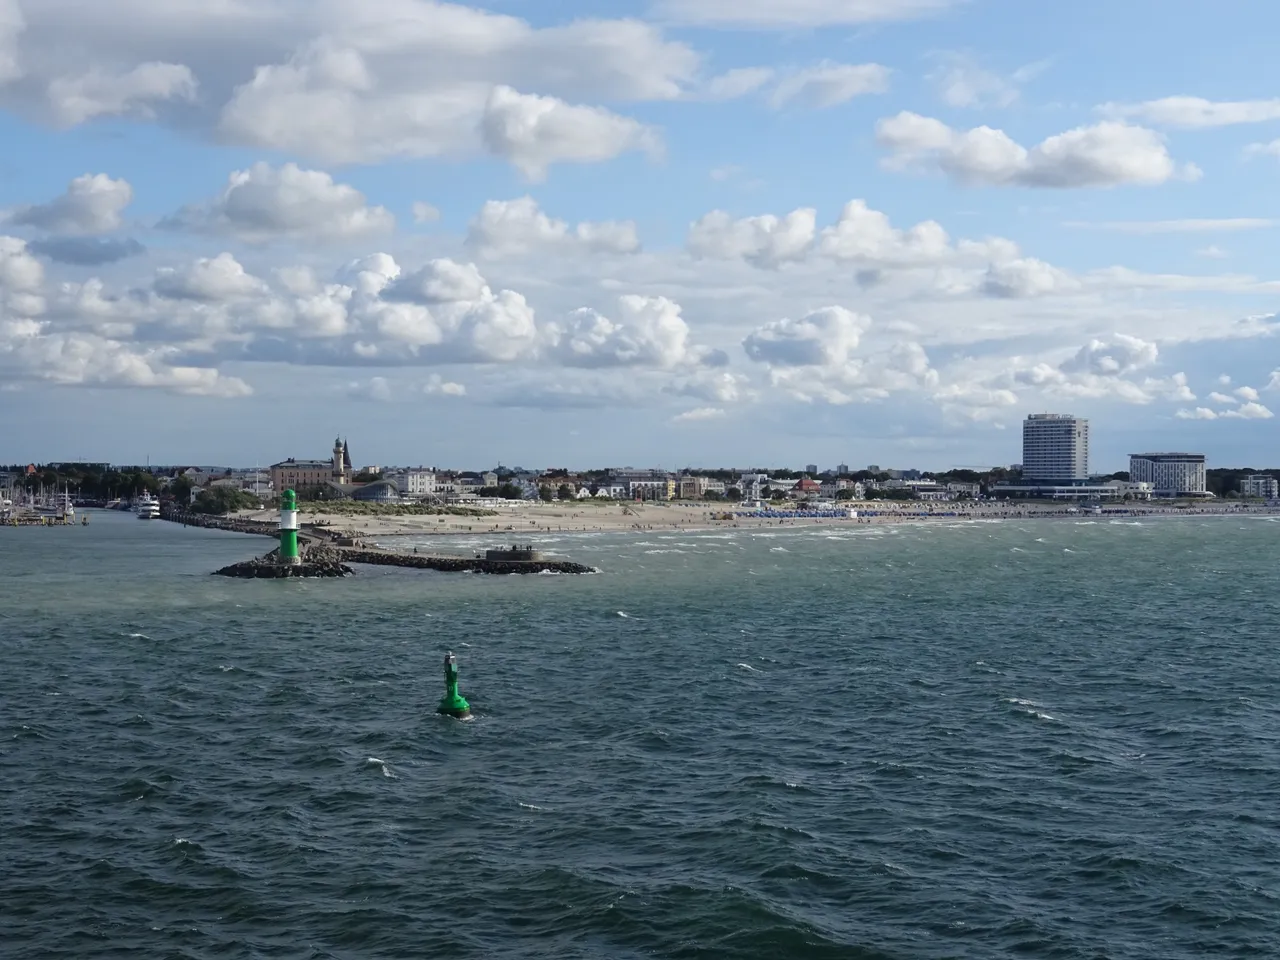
<box><xmin>336</xmin><ymin>546</ymin><xmax>593</xmax><ymax>575</ymax></box>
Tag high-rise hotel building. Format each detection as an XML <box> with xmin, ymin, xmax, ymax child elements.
<box><xmin>1021</xmin><ymin>414</ymin><xmax>1089</xmax><ymax>482</ymax></box>
<box><xmin>1128</xmin><ymin>453</ymin><xmax>1207</xmax><ymax>497</ymax></box>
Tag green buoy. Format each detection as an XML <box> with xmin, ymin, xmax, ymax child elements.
<box><xmin>438</xmin><ymin>651</ymin><xmax>472</xmax><ymax>719</ymax></box>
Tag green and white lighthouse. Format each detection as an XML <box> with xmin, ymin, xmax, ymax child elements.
<box><xmin>279</xmin><ymin>488</ymin><xmax>301</xmax><ymax>565</ymax></box>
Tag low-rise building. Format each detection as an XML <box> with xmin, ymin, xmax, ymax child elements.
<box><xmin>1241</xmin><ymin>474</ymin><xmax>1279</xmax><ymax>498</ymax></box>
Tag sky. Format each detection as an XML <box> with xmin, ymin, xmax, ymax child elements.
<box><xmin>1</xmin><ymin>0</ymin><xmax>1279</xmax><ymax>471</ymax></box>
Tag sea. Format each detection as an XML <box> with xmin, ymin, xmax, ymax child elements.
<box><xmin>1</xmin><ymin>509</ymin><xmax>1278</xmax><ymax>959</ymax></box>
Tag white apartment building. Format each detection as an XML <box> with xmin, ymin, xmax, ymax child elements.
<box><xmin>1022</xmin><ymin>414</ymin><xmax>1089</xmax><ymax>482</ymax></box>
<box><xmin>404</xmin><ymin>471</ymin><xmax>437</xmax><ymax>497</ymax></box>
<box><xmin>1241</xmin><ymin>474</ymin><xmax>1279</xmax><ymax>498</ymax></box>
<box><xmin>1128</xmin><ymin>453</ymin><xmax>1207</xmax><ymax>497</ymax></box>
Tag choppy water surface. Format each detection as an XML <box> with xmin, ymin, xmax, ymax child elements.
<box><xmin>2</xmin><ymin>511</ymin><xmax>1278</xmax><ymax>958</ymax></box>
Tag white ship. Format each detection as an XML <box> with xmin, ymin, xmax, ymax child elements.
<box><xmin>136</xmin><ymin>492</ymin><xmax>160</xmax><ymax>520</ymax></box>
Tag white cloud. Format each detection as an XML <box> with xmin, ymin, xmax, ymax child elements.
<box><xmin>375</xmin><ymin>257</ymin><xmax>540</xmax><ymax>362</ymax></box>
<box><xmin>1060</xmin><ymin>334</ymin><xmax>1159</xmax><ymax>376</ymax></box>
<box><xmin>424</xmin><ymin>373</ymin><xmax>466</xmax><ymax>396</ymax></box>
<box><xmin>1100</xmin><ymin>96</ymin><xmax>1280</xmax><ymax>129</ymax></box>
<box><xmin>1009</xmin><ymin>335</ymin><xmax>1170</xmax><ymax>405</ymax></box>
<box><xmin>1245</xmin><ymin>139</ymin><xmax>1280</xmax><ymax>160</ymax></box>
<box><xmin>0</xmin><ymin>236</ymin><xmax>46</xmax><ymax>294</ymax></box>
<box><xmin>480</xmin><ymin>86</ymin><xmax>660</xmax><ymax>182</ymax></box>
<box><xmin>7</xmin><ymin>174</ymin><xmax>133</xmax><ymax>235</ymax></box>
<box><xmin>467</xmin><ymin>197</ymin><xmax>639</xmax><ymax>258</ymax></box>
<box><xmin>688</xmin><ymin>208</ymin><xmax>816</xmax><ymax>268</ymax></box>
<box><xmin>412</xmin><ymin>202</ymin><xmax>441</xmax><ymax>224</ymax></box>
<box><xmin>673</xmin><ymin>370</ymin><xmax>750</xmax><ymax>403</ymax></box>
<box><xmin>768</xmin><ymin>62</ymin><xmax>890</xmax><ymax>109</ymax></box>
<box><xmin>1197</xmin><ymin>246</ymin><xmax>1229</xmax><ymax>260</ymax></box>
<box><xmin>650</xmin><ymin>0</ymin><xmax>959</xmax><ymax>28</ymax></box>
<box><xmin>154</xmin><ymin>253</ymin><xmax>267</xmax><ymax>302</ymax></box>
<box><xmin>672</xmin><ymin>406</ymin><xmax>725</xmax><ymax>422</ymax></box>
<box><xmin>983</xmin><ymin>257</ymin><xmax>1078</xmax><ymax>298</ymax></box>
<box><xmin>10</xmin><ymin>3</ymin><xmax>694</xmax><ymax>168</ymax></box>
<box><xmin>743</xmin><ymin>306</ymin><xmax>869</xmax><ymax>367</ymax></box>
<box><xmin>347</xmin><ymin>376</ymin><xmax>392</xmax><ymax>402</ymax></box>
<box><xmin>1234</xmin><ymin>385</ymin><xmax>1260</xmax><ymax>402</ymax></box>
<box><xmin>165</xmin><ymin>162</ymin><xmax>394</xmax><ymax>242</ymax></box>
<box><xmin>1176</xmin><ymin>407</ymin><xmax>1218</xmax><ymax>420</ymax></box>
<box><xmin>1268</xmin><ymin>370</ymin><xmax>1280</xmax><ymax>391</ymax></box>
<box><xmin>47</xmin><ymin>61</ymin><xmax>197</xmax><ymax>125</ymax></box>
<box><xmin>550</xmin><ymin>295</ymin><xmax>716</xmax><ymax>369</ymax></box>
<box><xmin>1064</xmin><ymin>218</ymin><xmax>1276</xmax><ymax>234</ymax></box>
<box><xmin>928</xmin><ymin>54</ymin><xmax>1045</xmax><ymax>109</ymax></box>
<box><xmin>818</xmin><ymin>200</ymin><xmax>952</xmax><ymax>264</ymax></box>
<box><xmin>1224</xmin><ymin>401</ymin><xmax>1274</xmax><ymax>420</ymax></box>
<box><xmin>2</xmin><ymin>325</ymin><xmax>249</xmax><ymax>397</ymax></box>
<box><xmin>741</xmin><ymin>306</ymin><xmax>937</xmax><ymax>404</ymax></box>
<box><xmin>1208</xmin><ymin>392</ymin><xmax>1235</xmax><ymax>404</ymax></box>
<box><xmin>704</xmin><ymin>67</ymin><xmax>774</xmax><ymax>101</ymax></box>
<box><xmin>876</xmin><ymin>112</ymin><xmax>1195</xmax><ymax>187</ymax></box>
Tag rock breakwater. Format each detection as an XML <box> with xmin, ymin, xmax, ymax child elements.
<box><xmin>337</xmin><ymin>548</ymin><xmax>593</xmax><ymax>575</ymax></box>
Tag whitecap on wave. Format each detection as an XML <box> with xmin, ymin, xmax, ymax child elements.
<box><xmin>364</xmin><ymin>757</ymin><xmax>396</xmax><ymax>778</ymax></box>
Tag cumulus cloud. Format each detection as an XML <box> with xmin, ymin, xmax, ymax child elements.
<box><xmin>347</xmin><ymin>376</ymin><xmax>392</xmax><ymax>402</ymax></box>
<box><xmin>1224</xmin><ymin>401</ymin><xmax>1274</xmax><ymax>419</ymax></box>
<box><xmin>1268</xmin><ymin>369</ymin><xmax>1280</xmax><ymax>391</ymax></box>
<box><xmin>672</xmin><ymin>370</ymin><xmax>751</xmax><ymax>404</ymax></box>
<box><xmin>480</xmin><ymin>86</ymin><xmax>660</xmax><ymax>181</ymax></box>
<box><xmin>650</xmin><ymin>0</ymin><xmax>959</xmax><ymax>28</ymax></box>
<box><xmin>876</xmin><ymin>112</ymin><xmax>1196</xmax><ymax>187</ymax></box>
<box><xmin>412</xmin><ymin>202</ymin><xmax>441</xmax><ymax>224</ymax></box>
<box><xmin>983</xmin><ymin>257</ymin><xmax>1078</xmax><ymax>298</ymax></box>
<box><xmin>47</xmin><ymin>62</ymin><xmax>197</xmax><ymax>126</ymax></box>
<box><xmin>7</xmin><ymin>174</ymin><xmax>133</xmax><ymax>235</ymax></box>
<box><xmin>375</xmin><ymin>258</ymin><xmax>540</xmax><ymax>362</ymax></box>
<box><xmin>672</xmin><ymin>406</ymin><xmax>725</xmax><ymax>422</ymax></box>
<box><xmin>164</xmin><ymin>162</ymin><xmax>394</xmax><ymax>242</ymax></box>
<box><xmin>550</xmin><ymin>295</ymin><xmax>718</xmax><ymax>369</ymax></box>
<box><xmin>742</xmin><ymin>306</ymin><xmax>936</xmax><ymax>404</ymax></box>
<box><xmin>688</xmin><ymin>208</ymin><xmax>816</xmax><ymax>268</ymax></box>
<box><xmin>1100</xmin><ymin>96</ymin><xmax>1280</xmax><ymax>129</ymax></box>
<box><xmin>467</xmin><ymin>197</ymin><xmax>639</xmax><ymax>258</ymax></box>
<box><xmin>768</xmin><ymin>62</ymin><xmax>890</xmax><ymax>109</ymax></box>
<box><xmin>1235</xmin><ymin>385</ymin><xmax>1261</xmax><ymax>402</ymax></box>
<box><xmin>1060</xmin><ymin>335</ymin><xmax>1159</xmax><ymax>376</ymax></box>
<box><xmin>927</xmin><ymin>54</ymin><xmax>1047</xmax><ymax>109</ymax></box>
<box><xmin>1245</xmin><ymin>140</ymin><xmax>1280</xmax><ymax>161</ymax></box>
<box><xmin>154</xmin><ymin>253</ymin><xmax>268</xmax><ymax>302</ymax></box>
<box><xmin>424</xmin><ymin>373</ymin><xmax>466</xmax><ymax>396</ymax></box>
<box><xmin>5</xmin><ymin>2</ymin><xmax>696</xmax><ymax>172</ymax></box>
<box><xmin>1175</xmin><ymin>407</ymin><xmax>1219</xmax><ymax>420</ymax></box>
<box><xmin>1009</xmin><ymin>335</ymin><xmax>1180</xmax><ymax>405</ymax></box>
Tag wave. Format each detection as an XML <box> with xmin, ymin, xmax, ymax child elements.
<box><xmin>364</xmin><ymin>757</ymin><xmax>395</xmax><ymax>778</ymax></box>
<box><xmin>736</xmin><ymin>663</ymin><xmax>760</xmax><ymax>673</ymax></box>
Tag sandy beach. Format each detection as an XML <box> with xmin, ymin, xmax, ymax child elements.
<box><xmin>235</xmin><ymin>499</ymin><xmax>1280</xmax><ymax>540</ymax></box>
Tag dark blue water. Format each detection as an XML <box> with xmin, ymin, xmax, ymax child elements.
<box><xmin>2</xmin><ymin>511</ymin><xmax>1278</xmax><ymax>958</ymax></box>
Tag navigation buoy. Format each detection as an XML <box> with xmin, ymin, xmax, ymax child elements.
<box><xmin>437</xmin><ymin>651</ymin><xmax>472</xmax><ymax>719</ymax></box>
<box><xmin>279</xmin><ymin>488</ymin><xmax>301</xmax><ymax>565</ymax></box>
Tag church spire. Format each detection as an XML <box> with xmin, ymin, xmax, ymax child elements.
<box><xmin>343</xmin><ymin>439</ymin><xmax>351</xmax><ymax>471</ymax></box>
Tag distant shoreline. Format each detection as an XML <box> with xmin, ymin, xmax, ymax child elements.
<box><xmin>227</xmin><ymin>501</ymin><xmax>1280</xmax><ymax>542</ymax></box>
